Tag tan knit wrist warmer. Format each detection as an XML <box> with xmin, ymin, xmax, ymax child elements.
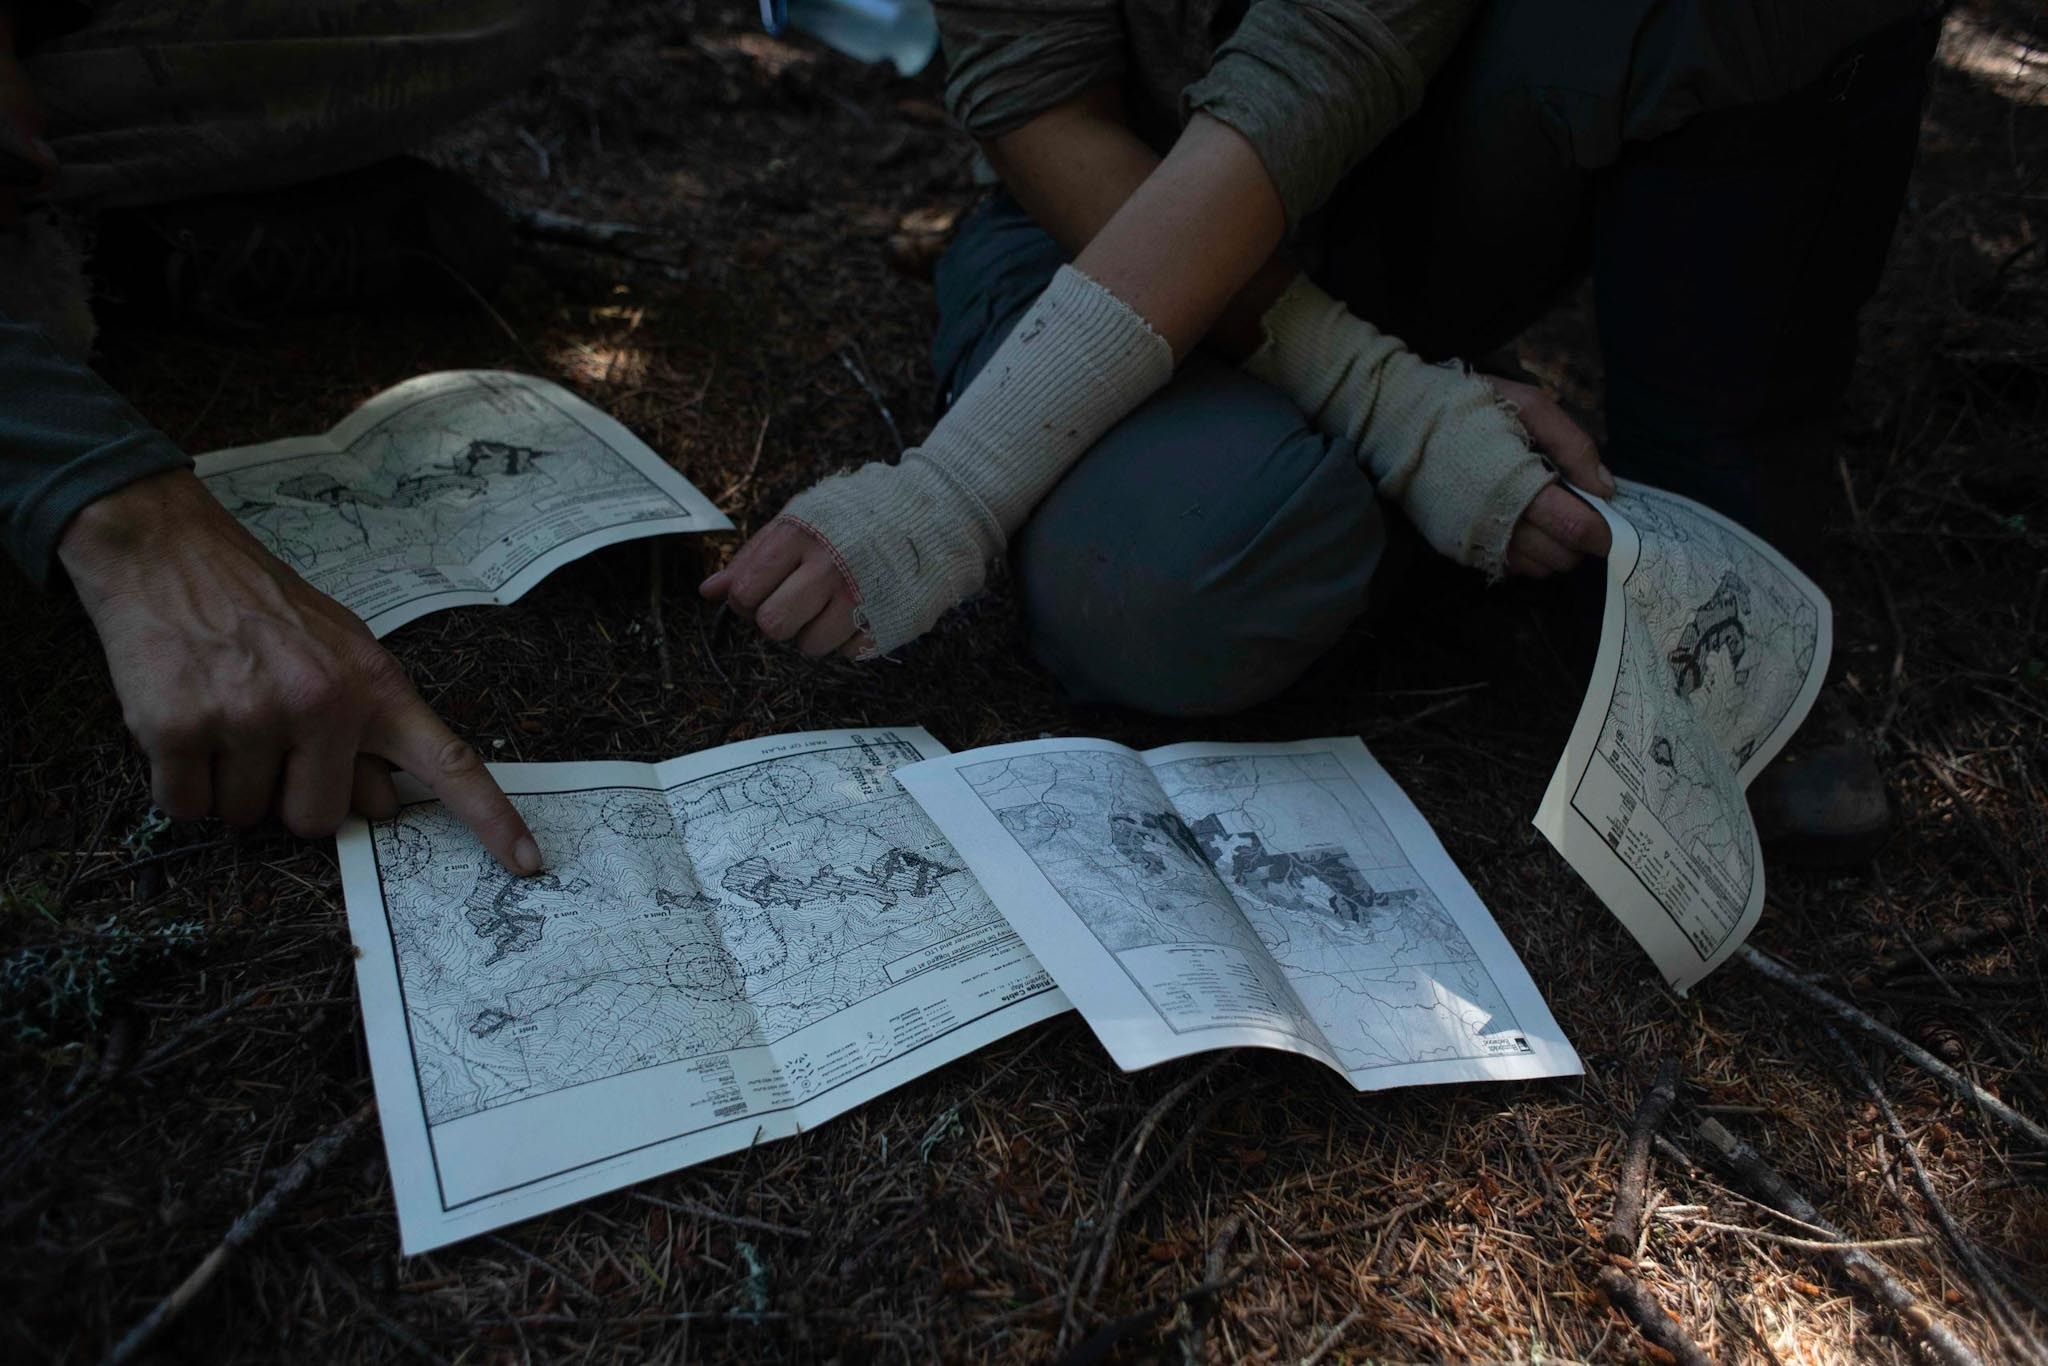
<box><xmin>1244</xmin><ymin>274</ymin><xmax>1551</xmax><ymax>577</ymax></box>
<box><xmin>779</xmin><ymin>265</ymin><xmax>1174</xmax><ymax>655</ymax></box>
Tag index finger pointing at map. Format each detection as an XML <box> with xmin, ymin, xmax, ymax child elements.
<box><xmin>370</xmin><ymin>696</ymin><xmax>543</xmax><ymax>876</ymax></box>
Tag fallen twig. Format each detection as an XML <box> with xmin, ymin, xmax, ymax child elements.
<box><xmin>105</xmin><ymin>1099</ymin><xmax>376</xmax><ymax>1366</ymax></box>
<box><xmin>1737</xmin><ymin>946</ymin><xmax>2048</xmax><ymax>1150</ymax></box>
<box><xmin>633</xmin><ymin>1191</ymin><xmax>811</xmax><ymax>1240</ymax></box>
<box><xmin>1696</xmin><ymin>1117</ymin><xmax>1985</xmax><ymax>1366</ymax></box>
<box><xmin>1299</xmin><ymin>1308</ymin><xmax>1364</xmax><ymax>1366</ymax></box>
<box><xmin>1595</xmin><ymin>1266</ymin><xmax>1720</xmax><ymax>1366</ymax></box>
<box><xmin>1051</xmin><ymin>1274</ymin><xmax>1241</xmax><ymax>1366</ymax></box>
<box><xmin>1858</xmin><ymin>912</ymin><xmax>2022</xmax><ymax>986</ymax></box>
<box><xmin>508</xmin><ymin>206</ymin><xmax>690</xmax><ymax>281</ymax></box>
<box><xmin>1653</xmin><ymin>1211</ymin><xmax>1929</xmax><ymax>1252</ymax></box>
<box><xmin>1179</xmin><ymin>1212</ymin><xmax>1243</xmax><ymax>1362</ymax></box>
<box><xmin>1608</xmin><ymin>1058</ymin><xmax>1681</xmax><ymax>1255</ymax></box>
<box><xmin>837</xmin><ymin>347</ymin><xmax>904</xmax><ymax>452</ymax></box>
<box><xmin>1060</xmin><ymin>1057</ymin><xmax>1227</xmax><ymax>1350</ymax></box>
<box><xmin>1827</xmin><ymin>1026</ymin><xmax>2048</xmax><ymax>1366</ymax></box>
<box><xmin>1294</xmin><ymin>1194</ymin><xmax>1440</xmax><ymax>1244</ymax></box>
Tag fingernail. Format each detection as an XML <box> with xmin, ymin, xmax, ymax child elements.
<box><xmin>514</xmin><ymin>835</ymin><xmax>543</xmax><ymax>875</ymax></box>
<box><xmin>1597</xmin><ymin>463</ymin><xmax>1616</xmax><ymax>491</ymax></box>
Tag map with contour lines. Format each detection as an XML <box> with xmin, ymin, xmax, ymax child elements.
<box><xmin>373</xmin><ymin>741</ymin><xmax>1004</xmax><ymax>1126</ymax></box>
<box><xmin>959</xmin><ymin>747</ymin><xmax>1524</xmax><ymax>1074</ymax></box>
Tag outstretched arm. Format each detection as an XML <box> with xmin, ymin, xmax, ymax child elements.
<box><xmin>56</xmin><ymin>468</ymin><xmax>544</xmax><ymax>873</ymax></box>
<box><xmin>988</xmin><ymin>86</ymin><xmax>1612</xmax><ymax>577</ymax></box>
<box><xmin>704</xmin><ymin>67</ymin><xmax>1610</xmax><ymax>654</ymax></box>
<box><xmin>699</xmin><ymin>107</ymin><xmax>1295</xmax><ymax>655</ymax></box>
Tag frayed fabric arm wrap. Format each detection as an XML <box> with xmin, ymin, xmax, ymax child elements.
<box><xmin>1243</xmin><ymin>273</ymin><xmax>1551</xmax><ymax>577</ymax></box>
<box><xmin>779</xmin><ymin>264</ymin><xmax>1174</xmax><ymax>655</ymax></box>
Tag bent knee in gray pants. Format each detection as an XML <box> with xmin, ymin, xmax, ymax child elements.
<box><xmin>933</xmin><ymin>197</ymin><xmax>1384</xmax><ymax>717</ymax></box>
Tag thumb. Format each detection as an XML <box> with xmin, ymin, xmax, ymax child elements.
<box><xmin>1499</xmin><ymin>382</ymin><xmax>1613</xmax><ymax>498</ymax></box>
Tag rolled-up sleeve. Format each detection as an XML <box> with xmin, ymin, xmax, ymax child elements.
<box><xmin>936</xmin><ymin>1</ymin><xmax>1128</xmax><ymax>139</ymax></box>
<box><xmin>1186</xmin><ymin>0</ymin><xmax>1481</xmax><ymax>227</ymax></box>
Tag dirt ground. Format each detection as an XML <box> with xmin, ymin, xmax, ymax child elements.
<box><xmin>4</xmin><ymin>2</ymin><xmax>2045</xmax><ymax>1362</ymax></box>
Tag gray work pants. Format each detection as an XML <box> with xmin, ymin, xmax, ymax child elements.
<box><xmin>931</xmin><ymin>5</ymin><xmax>1937</xmax><ymax>718</ymax></box>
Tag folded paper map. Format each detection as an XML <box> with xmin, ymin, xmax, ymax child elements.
<box><xmin>338</xmin><ymin>728</ymin><xmax>1065</xmax><ymax>1253</ymax></box>
<box><xmin>196</xmin><ymin>370</ymin><xmax>730</xmax><ymax>636</ymax></box>
<box><xmin>1534</xmin><ymin>482</ymin><xmax>1831</xmax><ymax>993</ymax></box>
<box><xmin>899</xmin><ymin>736</ymin><xmax>1580</xmax><ymax>1091</ymax></box>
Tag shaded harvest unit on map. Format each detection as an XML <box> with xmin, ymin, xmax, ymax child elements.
<box><xmin>961</xmin><ymin>747</ymin><xmax>1530</xmax><ymax>1073</ymax></box>
<box><xmin>373</xmin><ymin>743</ymin><xmax>1014</xmax><ymax>1126</ymax></box>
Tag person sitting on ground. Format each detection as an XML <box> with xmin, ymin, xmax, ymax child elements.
<box><xmin>703</xmin><ymin>0</ymin><xmax>1939</xmax><ymax>866</ymax></box>
<box><xmin>0</xmin><ymin>1</ymin><xmax>584</xmax><ymax>874</ymax></box>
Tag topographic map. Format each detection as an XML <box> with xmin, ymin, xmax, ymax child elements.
<box><xmin>901</xmin><ymin>738</ymin><xmax>1576</xmax><ymax>1092</ymax></box>
<box><xmin>1536</xmin><ymin>482</ymin><xmax>1831</xmax><ymax>991</ymax></box>
<box><xmin>379</xmin><ymin>741</ymin><xmax>1011</xmax><ymax>1124</ymax></box>
<box><xmin>197</xmin><ymin>371</ymin><xmax>727</xmax><ymax>636</ymax></box>
<box><xmin>1610</xmin><ymin>485</ymin><xmax>1823</xmax><ymax>777</ymax></box>
<box><xmin>341</xmin><ymin>730</ymin><xmax>1063</xmax><ymax>1251</ymax></box>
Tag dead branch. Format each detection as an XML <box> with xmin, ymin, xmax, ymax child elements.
<box><xmin>1826</xmin><ymin>1026</ymin><xmax>2048</xmax><ymax>1366</ymax></box>
<box><xmin>1595</xmin><ymin>1266</ymin><xmax>1720</xmax><ymax>1366</ymax></box>
<box><xmin>1654</xmin><ymin>1211</ymin><xmax>1929</xmax><ymax>1252</ymax></box>
<box><xmin>105</xmin><ymin>1099</ymin><xmax>376</xmax><ymax>1366</ymax></box>
<box><xmin>1608</xmin><ymin>1058</ymin><xmax>1682</xmax><ymax>1255</ymax></box>
<box><xmin>1060</xmin><ymin>1056</ymin><xmax>1227</xmax><ymax>1350</ymax></box>
<box><xmin>837</xmin><ymin>348</ymin><xmax>904</xmax><ymax>452</ymax></box>
<box><xmin>1737</xmin><ymin>946</ymin><xmax>2048</xmax><ymax>1150</ymax></box>
<box><xmin>1294</xmin><ymin>1194</ymin><xmax>1440</xmax><ymax>1244</ymax></box>
<box><xmin>1051</xmin><ymin>1274</ymin><xmax>1242</xmax><ymax>1366</ymax></box>
<box><xmin>1857</xmin><ymin>912</ymin><xmax>2022</xmax><ymax>986</ymax></box>
<box><xmin>1179</xmin><ymin>1211</ymin><xmax>1245</xmax><ymax>1363</ymax></box>
<box><xmin>1299</xmin><ymin>1309</ymin><xmax>1364</xmax><ymax>1366</ymax></box>
<box><xmin>1696</xmin><ymin>1117</ymin><xmax>1985</xmax><ymax>1366</ymax></box>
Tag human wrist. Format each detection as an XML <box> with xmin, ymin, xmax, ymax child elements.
<box><xmin>57</xmin><ymin>468</ymin><xmax>218</xmax><ymax>600</ymax></box>
<box><xmin>780</xmin><ymin>265</ymin><xmax>1172</xmax><ymax>655</ymax></box>
<box><xmin>1246</xmin><ymin>273</ymin><xmax>1548</xmax><ymax>575</ymax></box>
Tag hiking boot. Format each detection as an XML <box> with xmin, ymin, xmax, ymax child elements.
<box><xmin>91</xmin><ymin>157</ymin><xmax>511</xmax><ymax>330</ymax></box>
<box><xmin>1749</xmin><ymin>692</ymin><xmax>1893</xmax><ymax>868</ymax></box>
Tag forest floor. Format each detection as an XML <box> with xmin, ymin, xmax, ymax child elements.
<box><xmin>3</xmin><ymin>2</ymin><xmax>2045</xmax><ymax>1362</ymax></box>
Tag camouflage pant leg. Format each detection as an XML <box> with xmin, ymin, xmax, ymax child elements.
<box><xmin>27</xmin><ymin>0</ymin><xmax>579</xmax><ymax>207</ymax></box>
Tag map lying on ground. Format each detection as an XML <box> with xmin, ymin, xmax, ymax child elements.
<box><xmin>898</xmin><ymin>737</ymin><xmax>1579</xmax><ymax>1091</ymax></box>
<box><xmin>1534</xmin><ymin>481</ymin><xmax>1830</xmax><ymax>993</ymax></box>
<box><xmin>196</xmin><ymin>371</ymin><xmax>730</xmax><ymax>636</ymax></box>
<box><xmin>338</xmin><ymin>729</ymin><xmax>1065</xmax><ymax>1253</ymax></box>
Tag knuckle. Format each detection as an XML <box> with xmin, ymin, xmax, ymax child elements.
<box><xmin>757</xmin><ymin>606</ymin><xmax>795</xmax><ymax>641</ymax></box>
<box><xmin>727</xmin><ymin>574</ymin><xmax>768</xmax><ymax>613</ymax></box>
<box><xmin>283</xmin><ymin>667</ymin><xmax>348</xmax><ymax>719</ymax></box>
<box><xmin>433</xmin><ymin>735</ymin><xmax>486</xmax><ymax>780</ymax></box>
<box><xmin>354</xmin><ymin>644</ymin><xmax>411</xmax><ymax>695</ymax></box>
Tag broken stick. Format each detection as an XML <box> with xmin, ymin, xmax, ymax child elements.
<box><xmin>105</xmin><ymin>1100</ymin><xmax>377</xmax><ymax>1366</ymax></box>
<box><xmin>1608</xmin><ymin>1058</ymin><xmax>1682</xmax><ymax>1255</ymax></box>
<box><xmin>1696</xmin><ymin>1117</ymin><xmax>1985</xmax><ymax>1366</ymax></box>
<box><xmin>1737</xmin><ymin>946</ymin><xmax>2048</xmax><ymax>1150</ymax></box>
<box><xmin>1595</xmin><ymin>1267</ymin><xmax>1720</xmax><ymax>1366</ymax></box>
